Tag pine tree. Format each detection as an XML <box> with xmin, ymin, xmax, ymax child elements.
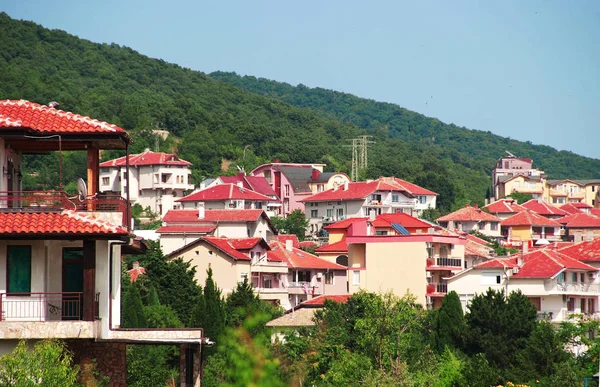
<box><xmin>431</xmin><ymin>291</ymin><xmax>466</xmax><ymax>353</ymax></box>
<box><xmin>122</xmin><ymin>283</ymin><xmax>147</xmax><ymax>328</ymax></box>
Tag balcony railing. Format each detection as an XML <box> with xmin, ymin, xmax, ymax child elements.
<box><xmin>537</xmin><ymin>311</ymin><xmax>554</xmax><ymax>321</ymax></box>
<box><xmin>287</xmin><ymin>281</ymin><xmax>311</xmax><ymax>288</ymax></box>
<box><xmin>435</xmin><ymin>257</ymin><xmax>462</xmax><ymax>267</ymax></box>
<box><xmin>546</xmin><ymin>281</ymin><xmax>600</xmax><ymax>294</ymax></box>
<box><xmin>427</xmin><ymin>283</ymin><xmax>448</xmax><ymax>294</ymax></box>
<box><xmin>0</xmin><ymin>191</ymin><xmax>130</xmax><ymax>228</ymax></box>
<box><xmin>0</xmin><ymin>292</ymin><xmax>83</xmax><ymax>321</ymax></box>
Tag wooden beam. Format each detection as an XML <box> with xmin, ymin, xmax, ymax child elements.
<box><xmin>82</xmin><ymin>240</ymin><xmax>96</xmax><ymax>322</ymax></box>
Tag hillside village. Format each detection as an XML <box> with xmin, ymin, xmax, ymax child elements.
<box><xmin>1</xmin><ymin>99</ymin><xmax>600</xmax><ymax>385</ymax></box>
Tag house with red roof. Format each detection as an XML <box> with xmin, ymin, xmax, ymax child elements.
<box><xmin>0</xmin><ymin>100</ymin><xmax>202</xmax><ymax>385</ymax></box>
<box><xmin>158</xmin><ymin>208</ymin><xmax>276</xmax><ymax>255</ymax></box>
<box><xmin>250</xmin><ymin>162</ymin><xmax>351</xmax><ymax>217</ymax></box>
<box><xmin>436</xmin><ymin>204</ymin><xmax>502</xmax><ymax>238</ymax></box>
<box><xmin>464</xmin><ymin>234</ymin><xmax>495</xmax><ymax>269</ymax></box>
<box><xmin>301</xmin><ymin>176</ymin><xmax>437</xmax><ymax>235</ymax></box>
<box><xmin>166</xmin><ymin>236</ymin><xmax>291</xmax><ymax>308</ymax></box>
<box><xmin>544</xmin><ymin>179</ymin><xmax>600</xmax><ymax>207</ymax></box>
<box><xmin>268</xmin><ymin>241</ymin><xmax>348</xmax><ymax>308</ymax></box>
<box><xmin>557</xmin><ymin>213</ymin><xmax>600</xmax><ymax>241</ymax></box>
<box><xmin>99</xmin><ymin>149</ymin><xmax>194</xmax><ymax>217</ymax></box>
<box><xmin>501</xmin><ymin>210</ymin><xmax>563</xmax><ymax>245</ymax></box>
<box><xmin>448</xmin><ymin>248</ymin><xmax>600</xmax><ymax>322</ymax></box>
<box><xmin>483</xmin><ymin>198</ymin><xmax>526</xmax><ymax>220</ymax></box>
<box><xmin>521</xmin><ymin>199</ymin><xmax>567</xmax><ymax>220</ymax></box>
<box><xmin>176</xmin><ymin>183</ymin><xmax>278</xmax><ymax>216</ymax></box>
<box><xmin>206</xmin><ymin>172</ymin><xmax>280</xmax><ymax>210</ymax></box>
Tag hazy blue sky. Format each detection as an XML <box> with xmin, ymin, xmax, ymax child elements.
<box><xmin>3</xmin><ymin>1</ymin><xmax>599</xmax><ymax>158</ymax></box>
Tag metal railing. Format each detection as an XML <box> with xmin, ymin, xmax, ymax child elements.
<box><xmin>0</xmin><ymin>292</ymin><xmax>83</xmax><ymax>321</ymax></box>
<box><xmin>427</xmin><ymin>283</ymin><xmax>448</xmax><ymax>294</ymax></box>
<box><xmin>287</xmin><ymin>281</ymin><xmax>311</xmax><ymax>288</ymax></box>
<box><xmin>537</xmin><ymin>311</ymin><xmax>554</xmax><ymax>321</ymax></box>
<box><xmin>0</xmin><ymin>191</ymin><xmax>130</xmax><ymax>228</ymax></box>
<box><xmin>435</xmin><ymin>257</ymin><xmax>462</xmax><ymax>267</ymax></box>
<box><xmin>546</xmin><ymin>281</ymin><xmax>600</xmax><ymax>293</ymax></box>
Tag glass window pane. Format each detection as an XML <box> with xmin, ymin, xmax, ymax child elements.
<box><xmin>7</xmin><ymin>245</ymin><xmax>32</xmax><ymax>293</ymax></box>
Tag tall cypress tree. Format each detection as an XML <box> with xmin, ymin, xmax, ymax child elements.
<box><xmin>431</xmin><ymin>291</ymin><xmax>466</xmax><ymax>353</ymax></box>
<box><xmin>121</xmin><ymin>283</ymin><xmax>147</xmax><ymax>328</ymax></box>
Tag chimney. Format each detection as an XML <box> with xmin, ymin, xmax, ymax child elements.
<box><xmin>285</xmin><ymin>239</ymin><xmax>293</xmax><ymax>252</ymax></box>
<box><xmin>237</xmin><ymin>181</ymin><xmax>244</xmax><ymax>188</ymax></box>
<box><xmin>198</xmin><ymin>203</ymin><xmax>205</xmax><ymax>219</ymax></box>
<box><xmin>519</xmin><ymin>242</ymin><xmax>527</xmax><ymax>266</ymax></box>
<box><xmin>312</xmin><ymin>169</ymin><xmax>320</xmax><ymax>180</ymax></box>
<box><xmin>48</xmin><ymin>101</ymin><xmax>59</xmax><ymax>109</ymax></box>
<box><xmin>344</xmin><ymin>181</ymin><xmax>349</xmax><ymax>191</ymax></box>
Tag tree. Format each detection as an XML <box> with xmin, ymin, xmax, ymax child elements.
<box><xmin>507</xmin><ymin>192</ymin><xmax>533</xmax><ymax>204</ymax></box>
<box><xmin>0</xmin><ymin>340</ymin><xmax>79</xmax><ymax>386</ymax></box>
<box><xmin>121</xmin><ymin>282</ymin><xmax>147</xmax><ymax>328</ymax></box>
<box><xmin>270</xmin><ymin>210</ymin><xmax>309</xmax><ymax>241</ymax></box>
<box><xmin>430</xmin><ymin>291</ymin><xmax>466</xmax><ymax>353</ymax></box>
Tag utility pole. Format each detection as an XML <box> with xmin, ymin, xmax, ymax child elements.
<box><xmin>345</xmin><ymin>139</ymin><xmax>360</xmax><ymax>181</ymax></box>
<box><xmin>358</xmin><ymin>135</ymin><xmax>375</xmax><ymax>170</ymax></box>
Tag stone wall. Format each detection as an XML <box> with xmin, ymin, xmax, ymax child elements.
<box><xmin>67</xmin><ymin>340</ymin><xmax>127</xmax><ymax>387</ymax></box>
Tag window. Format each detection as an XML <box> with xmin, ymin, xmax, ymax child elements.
<box><xmin>376</xmin><ymin>230</ymin><xmax>388</xmax><ymax>235</ymax></box>
<box><xmin>572</xmin><ymin>272</ymin><xmax>578</xmax><ymax>283</ymax></box>
<box><xmin>324</xmin><ymin>271</ymin><xmax>334</xmax><ymax>285</ymax></box>
<box><xmin>337</xmin><ymin>208</ymin><xmax>344</xmax><ymax>218</ymax></box>
<box><xmin>478</xmin><ymin>222</ymin><xmax>485</xmax><ymax>230</ymax></box>
<box><xmin>326</xmin><ymin>209</ymin><xmax>333</xmax><ymax>218</ymax></box>
<box><xmin>297</xmin><ymin>271</ymin><xmax>311</xmax><ymax>282</ymax></box>
<box><xmin>101</xmin><ymin>177</ymin><xmax>109</xmax><ymax>185</ymax></box>
<box><xmin>154</xmin><ymin>174</ymin><xmax>159</xmax><ymax>184</ymax></box>
<box><xmin>7</xmin><ymin>245</ymin><xmax>31</xmax><ymax>293</ymax></box>
<box><xmin>187</xmin><ymin>174</ymin><xmax>192</xmax><ymax>185</ymax></box>
<box><xmin>352</xmin><ymin>270</ymin><xmax>360</xmax><ymax>286</ymax></box>
<box><xmin>263</xmin><ymin>276</ymin><xmax>272</xmax><ymax>289</ymax></box>
<box><xmin>284</xmin><ymin>184</ymin><xmax>290</xmax><ymax>197</ymax></box>
<box><xmin>241</xmin><ymin>273</ymin><xmax>248</xmax><ymax>283</ymax></box>
<box><xmin>491</xmin><ymin>222</ymin><xmax>498</xmax><ymax>231</ymax></box>
<box><xmin>317</xmin><ymin>184</ymin><xmax>324</xmax><ymax>192</ymax></box>
<box><xmin>311</xmin><ymin>210</ymin><xmax>318</xmax><ymax>218</ymax></box>
<box><xmin>593</xmin><ymin>186</ymin><xmax>596</xmax><ymax>192</ymax></box>
<box><xmin>392</xmin><ymin>194</ymin><xmax>399</xmax><ymax>202</ymax></box>
<box><xmin>419</xmin><ymin>196</ymin><xmax>427</xmax><ymax>204</ymax></box>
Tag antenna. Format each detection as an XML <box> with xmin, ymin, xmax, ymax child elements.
<box><xmin>345</xmin><ymin>136</ymin><xmax>375</xmax><ymax>181</ymax></box>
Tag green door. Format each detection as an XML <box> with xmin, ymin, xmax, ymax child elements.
<box><xmin>62</xmin><ymin>248</ymin><xmax>84</xmax><ymax>320</ymax></box>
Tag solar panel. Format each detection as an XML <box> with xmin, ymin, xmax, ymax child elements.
<box><xmin>391</xmin><ymin>223</ymin><xmax>410</xmax><ymax>235</ymax></box>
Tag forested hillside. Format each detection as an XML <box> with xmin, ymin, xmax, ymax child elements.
<box><xmin>211</xmin><ymin>71</ymin><xmax>600</xmax><ymax>180</ymax></box>
<box><xmin>1</xmin><ymin>13</ymin><xmax>598</xmax><ymax>213</ymax></box>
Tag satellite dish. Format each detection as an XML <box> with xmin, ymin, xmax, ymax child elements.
<box><xmin>77</xmin><ymin>178</ymin><xmax>88</xmax><ymax>201</ymax></box>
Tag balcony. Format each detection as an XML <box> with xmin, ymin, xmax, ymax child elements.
<box><xmin>286</xmin><ymin>282</ymin><xmax>322</xmax><ymax>295</ymax></box>
<box><xmin>545</xmin><ymin>281</ymin><xmax>600</xmax><ymax>294</ymax></box>
<box><xmin>568</xmin><ymin>191</ymin><xmax>585</xmax><ymax>200</ymax></box>
<box><xmin>426</xmin><ymin>282</ymin><xmax>448</xmax><ymax>296</ymax></box>
<box><xmin>537</xmin><ymin>311</ymin><xmax>554</xmax><ymax>321</ymax></box>
<box><xmin>549</xmin><ymin>189</ymin><xmax>568</xmax><ymax>197</ymax></box>
<box><xmin>386</xmin><ymin>199</ymin><xmax>418</xmax><ymax>207</ymax></box>
<box><xmin>0</xmin><ymin>191</ymin><xmax>131</xmax><ymax>229</ymax></box>
<box><xmin>0</xmin><ymin>292</ymin><xmax>98</xmax><ymax>322</ymax></box>
<box><xmin>435</xmin><ymin>257</ymin><xmax>462</xmax><ymax>267</ymax></box>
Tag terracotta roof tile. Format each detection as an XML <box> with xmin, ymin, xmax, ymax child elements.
<box><xmin>559</xmin><ymin>203</ymin><xmax>585</xmax><ymax>214</ymax></box>
<box><xmin>0</xmin><ymin>100</ymin><xmax>129</xmax><ymax>140</ymax></box>
<box><xmin>219</xmin><ymin>174</ymin><xmax>278</xmax><ymax>198</ymax></box>
<box><xmin>203</xmin><ymin>237</ymin><xmax>251</xmax><ymax>261</ymax></box>
<box><xmin>521</xmin><ymin>199</ymin><xmax>567</xmax><ymax>216</ymax></box>
<box><xmin>162</xmin><ymin>209</ymin><xmax>264</xmax><ymax>223</ymax></box>
<box><xmin>274</xmin><ymin>234</ymin><xmax>300</xmax><ymax>248</ymax></box>
<box><xmin>323</xmin><ymin>218</ymin><xmax>368</xmax><ymax>230</ymax></box>
<box><xmin>156</xmin><ymin>226</ymin><xmax>216</xmax><ymax>234</ymax></box>
<box><xmin>100</xmin><ymin>150</ymin><xmax>191</xmax><ymax>167</ymax></box>
<box><xmin>177</xmin><ymin>184</ymin><xmax>273</xmax><ymax>203</ymax></box>
<box><xmin>559</xmin><ymin>239</ymin><xmax>600</xmax><ymax>262</ymax></box>
<box><xmin>501</xmin><ymin>210</ymin><xmax>562</xmax><ymax>227</ymax></box>
<box><xmin>512</xmin><ymin>249</ymin><xmax>597</xmax><ymax>278</ymax></box>
<box><xmin>315</xmin><ymin>239</ymin><xmax>348</xmax><ymax>253</ymax></box>
<box><xmin>437</xmin><ymin>205</ymin><xmax>501</xmax><ymax>222</ymax></box>
<box><xmin>374</xmin><ymin>213</ymin><xmax>433</xmax><ymax>229</ymax></box>
<box><xmin>0</xmin><ymin>210</ymin><xmax>128</xmax><ymax>236</ymax></box>
<box><xmin>301</xmin><ymin>177</ymin><xmax>436</xmax><ymax>202</ymax></box>
<box><xmin>558</xmin><ymin>213</ymin><xmax>600</xmax><ymax>228</ymax></box>
<box><xmin>474</xmin><ymin>258</ymin><xmax>518</xmax><ymax>269</ymax></box>
<box><xmin>268</xmin><ymin>241</ymin><xmax>347</xmax><ymax>270</ymax></box>
<box><xmin>301</xmin><ymin>294</ymin><xmax>352</xmax><ymax>306</ymax></box>
<box><xmin>483</xmin><ymin>199</ymin><xmax>525</xmax><ymax>214</ymax></box>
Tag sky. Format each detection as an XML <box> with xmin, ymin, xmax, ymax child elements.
<box><xmin>2</xmin><ymin>0</ymin><xmax>599</xmax><ymax>158</ymax></box>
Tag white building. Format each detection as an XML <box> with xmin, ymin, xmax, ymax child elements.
<box><xmin>99</xmin><ymin>149</ymin><xmax>195</xmax><ymax>217</ymax></box>
<box><xmin>301</xmin><ymin>176</ymin><xmax>437</xmax><ymax>235</ymax></box>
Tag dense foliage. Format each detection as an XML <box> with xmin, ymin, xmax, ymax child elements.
<box><xmin>2</xmin><ymin>14</ymin><xmax>598</xmax><ymax>213</ymax></box>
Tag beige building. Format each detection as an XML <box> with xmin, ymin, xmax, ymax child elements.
<box><xmin>436</xmin><ymin>204</ymin><xmax>502</xmax><ymax>238</ymax></box>
<box><xmin>544</xmin><ymin>179</ymin><xmax>600</xmax><ymax>207</ymax></box>
<box><xmin>345</xmin><ymin>234</ymin><xmax>466</xmax><ymax>307</ymax></box>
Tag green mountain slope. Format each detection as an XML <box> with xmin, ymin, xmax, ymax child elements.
<box><xmin>210</xmin><ymin>71</ymin><xmax>600</xmax><ymax>181</ymax></box>
<box><xmin>1</xmin><ymin>13</ymin><xmax>596</xmax><ymax>213</ymax></box>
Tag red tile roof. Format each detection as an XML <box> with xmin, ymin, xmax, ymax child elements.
<box><xmin>512</xmin><ymin>249</ymin><xmax>597</xmax><ymax>278</ymax></box>
<box><xmin>474</xmin><ymin>258</ymin><xmax>518</xmax><ymax>269</ymax></box>
<box><xmin>301</xmin><ymin>177</ymin><xmax>436</xmax><ymax>202</ymax></box>
<box><xmin>569</xmin><ymin>202</ymin><xmax>593</xmax><ymax>209</ymax></box>
<box><xmin>162</xmin><ymin>209</ymin><xmax>265</xmax><ymax>223</ymax></box>
<box><xmin>299</xmin><ymin>241</ymin><xmax>318</xmax><ymax>249</ymax></box>
<box><xmin>466</xmin><ymin>233</ymin><xmax>490</xmax><ymax>246</ymax></box>
<box><xmin>559</xmin><ymin>239</ymin><xmax>600</xmax><ymax>262</ymax></box>
<box><xmin>274</xmin><ymin>234</ymin><xmax>300</xmax><ymax>248</ymax></box>
<box><xmin>323</xmin><ymin>218</ymin><xmax>368</xmax><ymax>230</ymax></box>
<box><xmin>521</xmin><ymin>199</ymin><xmax>567</xmax><ymax>216</ymax></box>
<box><xmin>483</xmin><ymin>199</ymin><xmax>525</xmax><ymax>214</ymax></box>
<box><xmin>219</xmin><ymin>174</ymin><xmax>278</xmax><ymax>198</ymax></box>
<box><xmin>301</xmin><ymin>294</ymin><xmax>352</xmax><ymax>306</ymax></box>
<box><xmin>0</xmin><ymin>210</ymin><xmax>128</xmax><ymax>236</ymax></box>
<box><xmin>177</xmin><ymin>184</ymin><xmax>273</xmax><ymax>203</ymax></box>
<box><xmin>268</xmin><ymin>241</ymin><xmax>347</xmax><ymax>270</ymax></box>
<box><xmin>155</xmin><ymin>226</ymin><xmax>216</xmax><ymax>234</ymax></box>
<box><xmin>465</xmin><ymin>235</ymin><xmax>493</xmax><ymax>257</ymax></box>
<box><xmin>436</xmin><ymin>205</ymin><xmax>501</xmax><ymax>222</ymax></box>
<box><xmin>559</xmin><ymin>203</ymin><xmax>585</xmax><ymax>214</ymax></box>
<box><xmin>0</xmin><ymin>100</ymin><xmax>130</xmax><ymax>141</ymax></box>
<box><xmin>100</xmin><ymin>149</ymin><xmax>191</xmax><ymax>167</ymax></box>
<box><xmin>315</xmin><ymin>239</ymin><xmax>348</xmax><ymax>253</ymax></box>
<box><xmin>592</xmin><ymin>208</ymin><xmax>600</xmax><ymax>217</ymax></box>
<box><xmin>373</xmin><ymin>213</ymin><xmax>433</xmax><ymax>229</ymax></box>
<box><xmin>501</xmin><ymin>210</ymin><xmax>562</xmax><ymax>227</ymax></box>
<box><xmin>558</xmin><ymin>213</ymin><xmax>600</xmax><ymax>228</ymax></box>
<box><xmin>201</xmin><ymin>237</ymin><xmax>251</xmax><ymax>260</ymax></box>
<box><xmin>228</xmin><ymin>237</ymin><xmax>265</xmax><ymax>250</ymax></box>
